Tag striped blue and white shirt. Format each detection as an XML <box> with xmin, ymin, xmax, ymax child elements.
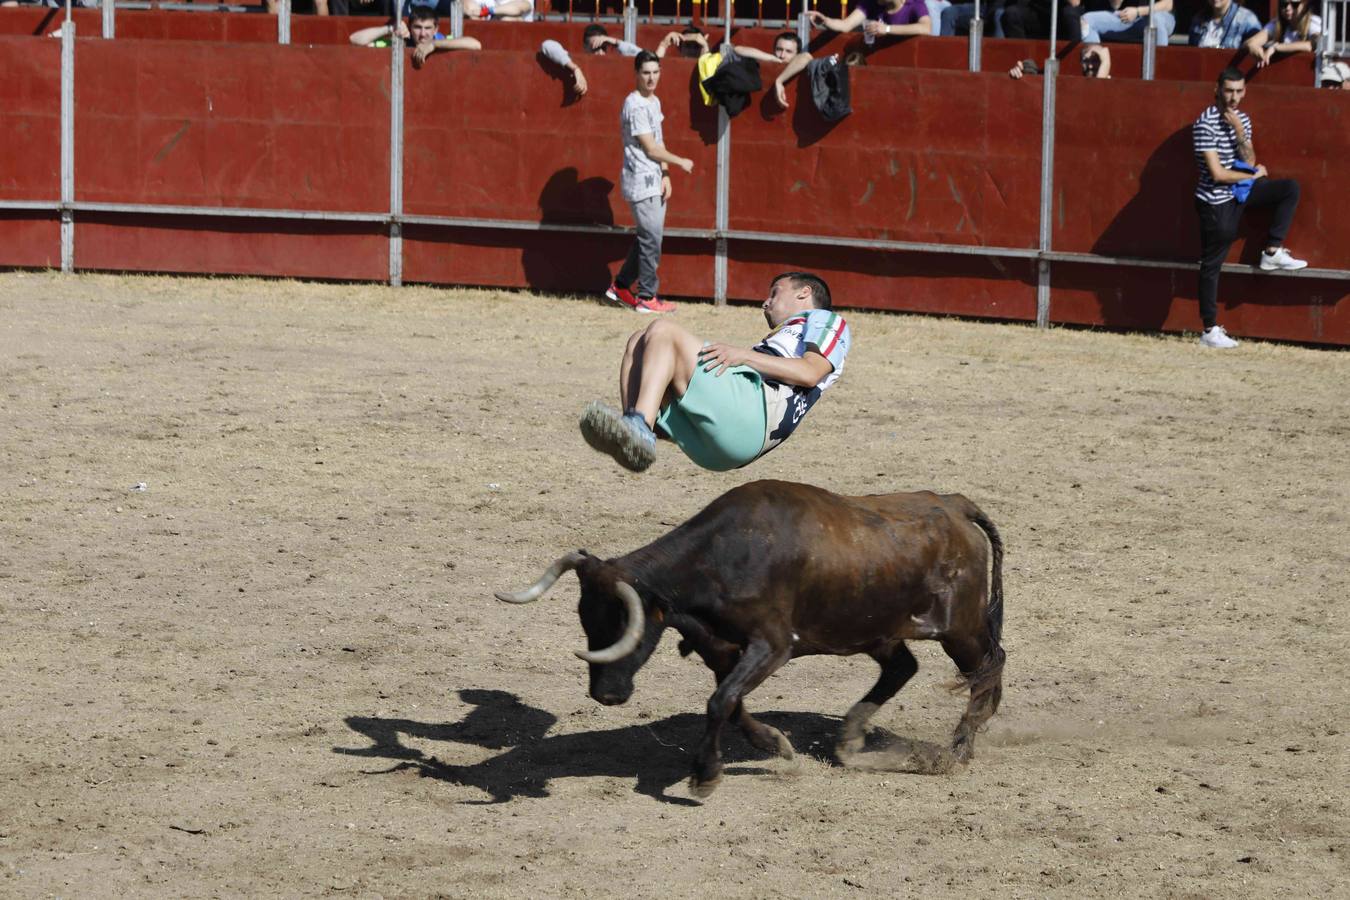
<box><xmin>1193</xmin><ymin>104</ymin><xmax>1252</xmax><ymax>205</ymax></box>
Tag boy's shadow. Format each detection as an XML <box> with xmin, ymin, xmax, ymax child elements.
<box><xmin>522</xmin><ymin>168</ymin><xmax>621</xmax><ymax>292</ymax></box>
<box><xmin>334</xmin><ymin>688</ymin><xmax>845</xmax><ymax>806</ymax></box>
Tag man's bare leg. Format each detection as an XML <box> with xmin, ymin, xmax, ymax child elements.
<box><xmin>587</xmin><ymin>320</ymin><xmax>702</xmax><ymax>472</ymax></box>
<box><xmin>622</xmin><ymin>319</ymin><xmax>703</xmax><ymax>425</ymax></box>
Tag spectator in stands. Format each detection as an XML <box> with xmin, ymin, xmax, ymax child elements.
<box><xmin>608</xmin><ymin>51</ymin><xmax>695</xmax><ymax>315</ymax></box>
<box><xmin>350</xmin><ymin>6</ymin><xmax>481</xmax><ymax>66</ymax></box>
<box><xmin>1001</xmin><ymin>0</ymin><xmax>1083</xmax><ymax>41</ymax></box>
<box><xmin>582</xmin><ymin>23</ymin><xmax>644</xmax><ymax>57</ymax></box>
<box><xmin>1191</xmin><ymin>67</ymin><xmax>1307</xmax><ymax>349</ymax></box>
<box><xmin>808</xmin><ymin>0</ymin><xmax>934</xmax><ymax>40</ymax></box>
<box><xmin>1323</xmin><ymin>61</ymin><xmax>1350</xmax><ymax>88</ymax></box>
<box><xmin>1080</xmin><ymin>0</ymin><xmax>1175</xmax><ymax>45</ymax></box>
<box><xmin>1244</xmin><ymin>0</ymin><xmax>1321</xmax><ymax>68</ymax></box>
<box><xmin>723</xmin><ymin>32</ymin><xmax>815</xmax><ymax>108</ymax></box>
<box><xmin>539</xmin><ymin>25</ymin><xmax>646</xmax><ymax>99</ymax></box>
<box><xmin>331</xmin><ymin>0</ymin><xmax>393</xmax><ymax>16</ymax></box>
<box><xmin>268</xmin><ymin>0</ymin><xmax>329</xmax><ymax>15</ymax></box>
<box><xmin>940</xmin><ymin>2</ymin><xmax>1007</xmax><ymax>37</ymax></box>
<box><xmin>459</xmin><ymin>0</ymin><xmax>534</xmax><ymax>19</ymax></box>
<box><xmin>1008</xmin><ymin>44</ymin><xmax>1110</xmax><ymax>77</ymax></box>
<box><xmin>1188</xmin><ymin>0</ymin><xmax>1260</xmax><ymax>48</ymax></box>
<box><xmin>657</xmin><ymin>26</ymin><xmax>712</xmax><ymax>59</ymax></box>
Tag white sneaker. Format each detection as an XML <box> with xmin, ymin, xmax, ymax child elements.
<box><xmin>1259</xmin><ymin>247</ymin><xmax>1308</xmax><ymax>271</ymax></box>
<box><xmin>1200</xmin><ymin>325</ymin><xmax>1239</xmax><ymax>349</ymax></box>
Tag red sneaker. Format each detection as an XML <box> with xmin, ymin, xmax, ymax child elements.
<box><xmin>605</xmin><ymin>282</ymin><xmax>639</xmax><ymax>310</ymax></box>
<box><xmin>634</xmin><ymin>296</ymin><xmax>677</xmax><ymax>314</ymax></box>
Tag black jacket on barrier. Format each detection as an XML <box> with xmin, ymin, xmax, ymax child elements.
<box><xmin>807</xmin><ymin>56</ymin><xmax>852</xmax><ymax>123</ymax></box>
<box><xmin>701</xmin><ymin>56</ymin><xmax>763</xmax><ymax>118</ymax></box>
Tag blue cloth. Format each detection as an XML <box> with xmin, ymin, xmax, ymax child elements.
<box><xmin>1230</xmin><ymin>160</ymin><xmax>1257</xmax><ymax>203</ymax></box>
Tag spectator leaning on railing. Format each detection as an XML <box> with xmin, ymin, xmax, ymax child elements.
<box><xmin>350</xmin><ymin>6</ymin><xmax>481</xmax><ymax>67</ymax></box>
<box><xmin>721</xmin><ymin>32</ymin><xmax>815</xmax><ymax>109</ymax></box>
<box><xmin>1080</xmin><ymin>0</ymin><xmax>1175</xmax><ymax>46</ymax></box>
<box><xmin>1009</xmin><ymin>44</ymin><xmax>1110</xmax><ymax>78</ymax></box>
<box><xmin>539</xmin><ymin>24</ymin><xmax>645</xmax><ymax>99</ymax></box>
<box><xmin>808</xmin><ymin>0</ymin><xmax>934</xmax><ymax>41</ymax></box>
<box><xmin>1244</xmin><ymin>0</ymin><xmax>1321</xmax><ymax>69</ymax></box>
<box><xmin>1188</xmin><ymin>0</ymin><xmax>1260</xmax><ymax>48</ymax></box>
<box><xmin>1191</xmin><ymin>67</ymin><xmax>1307</xmax><ymax>350</ymax></box>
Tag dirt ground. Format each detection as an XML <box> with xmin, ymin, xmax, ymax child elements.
<box><xmin>1</xmin><ymin>271</ymin><xmax>1347</xmax><ymax>898</ymax></box>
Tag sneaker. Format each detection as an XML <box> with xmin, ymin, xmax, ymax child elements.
<box><xmin>605</xmin><ymin>282</ymin><xmax>639</xmax><ymax>310</ymax></box>
<box><xmin>1259</xmin><ymin>247</ymin><xmax>1308</xmax><ymax>271</ymax></box>
<box><xmin>579</xmin><ymin>402</ymin><xmax>657</xmax><ymax>472</ymax></box>
<box><xmin>633</xmin><ymin>295</ymin><xmax>677</xmax><ymax>314</ymax></box>
<box><xmin>1199</xmin><ymin>325</ymin><xmax>1239</xmax><ymax>349</ymax></box>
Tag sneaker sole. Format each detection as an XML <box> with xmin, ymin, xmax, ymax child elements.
<box><xmin>579</xmin><ymin>402</ymin><xmax>655</xmax><ymax>472</ymax></box>
<box><xmin>1259</xmin><ymin>262</ymin><xmax>1308</xmax><ymax>271</ymax></box>
<box><xmin>605</xmin><ymin>288</ymin><xmax>638</xmax><ymax>310</ymax></box>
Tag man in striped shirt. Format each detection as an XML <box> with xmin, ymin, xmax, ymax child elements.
<box><xmin>580</xmin><ymin>272</ymin><xmax>851</xmax><ymax>472</ymax></box>
<box><xmin>1192</xmin><ymin>67</ymin><xmax>1306</xmax><ymax>349</ymax></box>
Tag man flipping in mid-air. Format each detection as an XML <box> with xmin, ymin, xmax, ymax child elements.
<box><xmin>581</xmin><ymin>272</ymin><xmax>851</xmax><ymax>472</ymax></box>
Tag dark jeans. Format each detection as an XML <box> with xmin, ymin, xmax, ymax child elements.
<box><xmin>1194</xmin><ymin>178</ymin><xmax>1301</xmax><ymax>329</ymax></box>
<box><xmin>331</xmin><ymin>0</ymin><xmax>395</xmax><ymax>14</ymax></box>
<box><xmin>940</xmin><ymin>2</ymin><xmax>1007</xmax><ymax>37</ymax></box>
<box><xmin>1001</xmin><ymin>0</ymin><xmax>1083</xmax><ymax>41</ymax></box>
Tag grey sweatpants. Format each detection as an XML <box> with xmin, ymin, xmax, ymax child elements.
<box><xmin>617</xmin><ymin>194</ymin><xmax>667</xmax><ymax>299</ymax></box>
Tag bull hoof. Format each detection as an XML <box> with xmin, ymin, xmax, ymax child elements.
<box><xmin>745</xmin><ymin>726</ymin><xmax>794</xmax><ymax>760</ymax></box>
<box><xmin>688</xmin><ymin>774</ymin><xmax>721</xmax><ymax>799</ymax></box>
<box><xmin>950</xmin><ymin>737</ymin><xmax>975</xmax><ymax>765</ymax></box>
<box><xmin>773</xmin><ymin>731</ymin><xmax>795</xmax><ymax>760</ymax></box>
<box><xmin>835</xmin><ymin>735</ymin><xmax>864</xmax><ymax>763</ymax></box>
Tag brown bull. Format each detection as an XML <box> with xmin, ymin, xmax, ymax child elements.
<box><xmin>496</xmin><ymin>480</ymin><xmax>1005</xmax><ymax>797</ymax></box>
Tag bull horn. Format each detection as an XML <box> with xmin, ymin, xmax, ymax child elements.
<box><xmin>575</xmin><ymin>581</ymin><xmax>645</xmax><ymax>665</ymax></box>
<box><xmin>494</xmin><ymin>551</ymin><xmax>586</xmax><ymax>604</ymax></box>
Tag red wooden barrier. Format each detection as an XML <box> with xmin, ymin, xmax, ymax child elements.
<box><xmin>0</xmin><ymin>34</ymin><xmax>1345</xmax><ymax>342</ymax></box>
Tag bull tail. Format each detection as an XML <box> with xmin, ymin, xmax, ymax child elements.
<box><xmin>968</xmin><ymin>507</ymin><xmax>1004</xmax><ymax>650</ymax></box>
<box><xmin>963</xmin><ymin>504</ymin><xmax>1005</xmax><ymax>714</ymax></box>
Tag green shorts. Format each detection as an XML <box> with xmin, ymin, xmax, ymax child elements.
<box><xmin>655</xmin><ymin>362</ymin><xmax>766</xmax><ymax>472</ymax></box>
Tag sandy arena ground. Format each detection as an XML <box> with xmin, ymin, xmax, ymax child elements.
<box><xmin>1</xmin><ymin>272</ymin><xmax>1347</xmax><ymax>898</ymax></box>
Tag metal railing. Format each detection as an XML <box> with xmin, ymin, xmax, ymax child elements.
<box><xmin>6</xmin><ymin>6</ymin><xmax>1348</xmax><ymax>322</ymax></box>
<box><xmin>1326</xmin><ymin>0</ymin><xmax>1349</xmax><ymax>58</ymax></box>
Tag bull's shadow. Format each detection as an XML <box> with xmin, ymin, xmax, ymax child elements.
<box><xmin>334</xmin><ymin>688</ymin><xmax>846</xmax><ymax>806</ymax></box>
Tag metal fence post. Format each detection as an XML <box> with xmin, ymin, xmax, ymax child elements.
<box><xmin>1141</xmin><ymin>0</ymin><xmax>1158</xmax><ymax>81</ymax></box>
<box><xmin>389</xmin><ymin>37</ymin><xmax>404</xmax><ymax>287</ymax></box>
<box><xmin>968</xmin><ymin>0</ymin><xmax>983</xmax><ymax>72</ymax></box>
<box><xmin>623</xmin><ymin>1</ymin><xmax>637</xmax><ymax>45</ymax></box>
<box><xmin>451</xmin><ymin>0</ymin><xmax>463</xmax><ymax>39</ymax></box>
<box><xmin>797</xmin><ymin>2</ymin><xmax>810</xmax><ymax>48</ymax></box>
<box><xmin>1036</xmin><ymin>58</ymin><xmax>1058</xmax><ymax>329</ymax></box>
<box><xmin>278</xmin><ymin>0</ymin><xmax>291</xmax><ymax>46</ymax></box>
<box><xmin>102</xmin><ymin>0</ymin><xmax>114</xmax><ymax>39</ymax></box>
<box><xmin>714</xmin><ymin>106</ymin><xmax>730</xmax><ymax>306</ymax></box>
<box><xmin>61</xmin><ymin>21</ymin><xmax>75</xmax><ymax>274</ymax></box>
<box><xmin>1313</xmin><ymin>30</ymin><xmax>1326</xmax><ymax>87</ymax></box>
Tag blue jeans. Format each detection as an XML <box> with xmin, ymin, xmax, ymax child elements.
<box><xmin>1080</xmin><ymin>10</ymin><xmax>1175</xmax><ymax>43</ymax></box>
<box><xmin>940</xmin><ymin>2</ymin><xmax>1007</xmax><ymax>37</ymax></box>
<box><xmin>926</xmin><ymin>0</ymin><xmax>950</xmax><ymax>34</ymax></box>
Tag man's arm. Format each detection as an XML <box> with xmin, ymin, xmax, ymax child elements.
<box><xmin>1201</xmin><ymin>150</ymin><xmax>1266</xmax><ymax>183</ymax></box>
<box><xmin>773</xmin><ymin>52</ymin><xmax>812</xmax><ymax>107</ymax></box>
<box><xmin>1221</xmin><ymin>111</ymin><xmax>1256</xmax><ymax>164</ymax></box>
<box><xmin>541</xmin><ymin>39</ymin><xmax>587</xmax><ymax>94</ymax></box>
<box><xmin>729</xmin><ymin>44</ymin><xmax>780</xmax><ymax>63</ymax></box>
<box><xmin>350</xmin><ymin>22</ymin><xmax>399</xmax><ymax>46</ymax></box>
<box><xmin>808</xmin><ymin>8</ymin><xmax>867</xmax><ymax>33</ymax></box>
<box><xmin>636</xmin><ymin>133</ymin><xmax>694</xmax><ymax>173</ymax></box>
<box><xmin>698</xmin><ymin>343</ymin><xmax>833</xmax><ymax>388</ymax></box>
<box><xmin>866</xmin><ymin>16</ymin><xmax>930</xmax><ymax>37</ymax></box>
<box><xmin>655</xmin><ymin>31</ymin><xmax>683</xmax><ymax>58</ymax></box>
<box><xmin>412</xmin><ymin>36</ymin><xmax>481</xmax><ymax>68</ymax></box>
